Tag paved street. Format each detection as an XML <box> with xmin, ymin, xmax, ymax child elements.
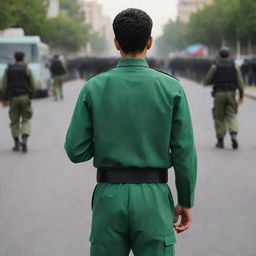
<box><xmin>0</xmin><ymin>78</ymin><xmax>256</xmax><ymax>256</ymax></box>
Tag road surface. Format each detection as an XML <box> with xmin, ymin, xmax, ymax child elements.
<box><xmin>0</xmin><ymin>78</ymin><xmax>256</xmax><ymax>256</ymax></box>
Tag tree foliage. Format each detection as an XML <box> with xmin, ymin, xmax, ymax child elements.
<box><xmin>42</xmin><ymin>12</ymin><xmax>89</xmax><ymax>52</ymax></box>
<box><xmin>0</xmin><ymin>0</ymin><xmax>17</xmax><ymax>29</ymax></box>
<box><xmin>155</xmin><ymin>0</ymin><xmax>256</xmax><ymax>56</ymax></box>
<box><xmin>155</xmin><ymin>20</ymin><xmax>187</xmax><ymax>58</ymax></box>
<box><xmin>59</xmin><ymin>0</ymin><xmax>85</xmax><ymax>21</ymax></box>
<box><xmin>0</xmin><ymin>0</ymin><xmax>47</xmax><ymax>34</ymax></box>
<box><xmin>0</xmin><ymin>0</ymin><xmax>91</xmax><ymax>53</ymax></box>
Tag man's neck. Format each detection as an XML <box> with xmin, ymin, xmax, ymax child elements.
<box><xmin>120</xmin><ymin>50</ymin><xmax>147</xmax><ymax>59</ymax></box>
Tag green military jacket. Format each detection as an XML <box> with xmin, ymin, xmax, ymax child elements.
<box><xmin>65</xmin><ymin>58</ymin><xmax>197</xmax><ymax>208</ymax></box>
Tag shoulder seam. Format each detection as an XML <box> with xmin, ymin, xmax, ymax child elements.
<box><xmin>86</xmin><ymin>67</ymin><xmax>117</xmax><ymax>82</ymax></box>
<box><xmin>150</xmin><ymin>68</ymin><xmax>179</xmax><ymax>81</ymax></box>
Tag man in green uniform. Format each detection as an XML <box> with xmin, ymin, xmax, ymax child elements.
<box><xmin>65</xmin><ymin>9</ymin><xmax>197</xmax><ymax>256</ymax></box>
<box><xmin>50</xmin><ymin>54</ymin><xmax>67</xmax><ymax>101</ymax></box>
<box><xmin>2</xmin><ymin>51</ymin><xmax>35</xmax><ymax>152</ymax></box>
<box><xmin>204</xmin><ymin>47</ymin><xmax>244</xmax><ymax>149</ymax></box>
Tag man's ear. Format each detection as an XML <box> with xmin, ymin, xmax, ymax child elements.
<box><xmin>146</xmin><ymin>36</ymin><xmax>153</xmax><ymax>50</ymax></box>
<box><xmin>114</xmin><ymin>38</ymin><xmax>121</xmax><ymax>50</ymax></box>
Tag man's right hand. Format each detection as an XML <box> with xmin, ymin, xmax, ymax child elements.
<box><xmin>173</xmin><ymin>204</ymin><xmax>192</xmax><ymax>234</ymax></box>
<box><xmin>237</xmin><ymin>98</ymin><xmax>243</xmax><ymax>105</ymax></box>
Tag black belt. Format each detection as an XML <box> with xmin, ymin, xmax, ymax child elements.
<box><xmin>97</xmin><ymin>167</ymin><xmax>168</xmax><ymax>183</ymax></box>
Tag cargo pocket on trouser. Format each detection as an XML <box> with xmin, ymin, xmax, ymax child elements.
<box><xmin>22</xmin><ymin>97</ymin><xmax>33</xmax><ymax>121</ymax></box>
<box><xmin>164</xmin><ymin>236</ymin><xmax>176</xmax><ymax>256</ymax></box>
<box><xmin>89</xmin><ymin>235</ymin><xmax>95</xmax><ymax>256</ymax></box>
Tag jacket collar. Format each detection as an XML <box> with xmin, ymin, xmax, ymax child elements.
<box><xmin>117</xmin><ymin>58</ymin><xmax>149</xmax><ymax>68</ymax></box>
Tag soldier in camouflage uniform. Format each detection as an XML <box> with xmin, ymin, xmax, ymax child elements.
<box><xmin>2</xmin><ymin>51</ymin><xmax>35</xmax><ymax>152</ymax></box>
<box><xmin>204</xmin><ymin>47</ymin><xmax>244</xmax><ymax>149</ymax></box>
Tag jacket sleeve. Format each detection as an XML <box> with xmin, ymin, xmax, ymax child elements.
<box><xmin>27</xmin><ymin>68</ymin><xmax>36</xmax><ymax>97</ymax></box>
<box><xmin>1</xmin><ymin>69</ymin><xmax>8</xmax><ymax>101</ymax></box>
<box><xmin>170</xmin><ymin>86</ymin><xmax>197</xmax><ymax>208</ymax></box>
<box><xmin>204</xmin><ymin>64</ymin><xmax>217</xmax><ymax>85</ymax></box>
<box><xmin>65</xmin><ymin>84</ymin><xmax>94</xmax><ymax>163</ymax></box>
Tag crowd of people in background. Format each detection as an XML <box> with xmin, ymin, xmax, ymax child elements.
<box><xmin>168</xmin><ymin>56</ymin><xmax>256</xmax><ymax>87</ymax></box>
<box><xmin>240</xmin><ymin>57</ymin><xmax>256</xmax><ymax>86</ymax></box>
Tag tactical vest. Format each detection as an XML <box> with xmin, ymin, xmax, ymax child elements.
<box><xmin>213</xmin><ymin>60</ymin><xmax>237</xmax><ymax>92</ymax></box>
<box><xmin>50</xmin><ymin>59</ymin><xmax>65</xmax><ymax>76</ymax></box>
<box><xmin>7</xmin><ymin>64</ymin><xmax>30</xmax><ymax>97</ymax></box>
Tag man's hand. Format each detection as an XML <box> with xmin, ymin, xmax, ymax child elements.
<box><xmin>173</xmin><ymin>204</ymin><xmax>192</xmax><ymax>234</ymax></box>
<box><xmin>237</xmin><ymin>98</ymin><xmax>243</xmax><ymax>105</ymax></box>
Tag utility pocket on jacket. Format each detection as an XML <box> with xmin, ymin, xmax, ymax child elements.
<box><xmin>164</xmin><ymin>236</ymin><xmax>176</xmax><ymax>256</ymax></box>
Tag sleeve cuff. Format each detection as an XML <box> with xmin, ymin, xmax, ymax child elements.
<box><xmin>178</xmin><ymin>193</ymin><xmax>195</xmax><ymax>208</ymax></box>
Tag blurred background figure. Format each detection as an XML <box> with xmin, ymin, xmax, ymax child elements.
<box><xmin>249</xmin><ymin>57</ymin><xmax>256</xmax><ymax>86</ymax></box>
<box><xmin>50</xmin><ymin>54</ymin><xmax>66</xmax><ymax>101</ymax></box>
<box><xmin>1</xmin><ymin>51</ymin><xmax>35</xmax><ymax>152</ymax></box>
<box><xmin>240</xmin><ymin>59</ymin><xmax>250</xmax><ymax>85</ymax></box>
<box><xmin>204</xmin><ymin>47</ymin><xmax>244</xmax><ymax>149</ymax></box>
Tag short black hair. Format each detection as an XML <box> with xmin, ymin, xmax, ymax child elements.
<box><xmin>113</xmin><ymin>8</ymin><xmax>153</xmax><ymax>54</ymax></box>
<box><xmin>14</xmin><ymin>51</ymin><xmax>25</xmax><ymax>61</ymax></box>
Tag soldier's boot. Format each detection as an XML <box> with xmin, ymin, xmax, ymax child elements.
<box><xmin>216</xmin><ymin>137</ymin><xmax>224</xmax><ymax>148</ymax></box>
<box><xmin>230</xmin><ymin>132</ymin><xmax>238</xmax><ymax>150</ymax></box>
<box><xmin>21</xmin><ymin>134</ymin><xmax>29</xmax><ymax>153</ymax></box>
<box><xmin>12</xmin><ymin>137</ymin><xmax>20</xmax><ymax>152</ymax></box>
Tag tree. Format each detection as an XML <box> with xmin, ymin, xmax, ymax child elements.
<box><xmin>0</xmin><ymin>0</ymin><xmax>17</xmax><ymax>30</ymax></box>
<box><xmin>0</xmin><ymin>0</ymin><xmax>48</xmax><ymax>35</ymax></box>
<box><xmin>59</xmin><ymin>0</ymin><xmax>84</xmax><ymax>21</ymax></box>
<box><xmin>185</xmin><ymin>0</ymin><xmax>256</xmax><ymax>49</ymax></box>
<box><xmin>43</xmin><ymin>12</ymin><xmax>89</xmax><ymax>53</ymax></box>
<box><xmin>155</xmin><ymin>20</ymin><xmax>187</xmax><ymax>57</ymax></box>
<box><xmin>235</xmin><ymin>0</ymin><xmax>256</xmax><ymax>42</ymax></box>
<box><xmin>156</xmin><ymin>0</ymin><xmax>256</xmax><ymax>55</ymax></box>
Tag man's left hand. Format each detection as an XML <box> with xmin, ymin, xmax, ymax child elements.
<box><xmin>173</xmin><ymin>204</ymin><xmax>192</xmax><ymax>234</ymax></box>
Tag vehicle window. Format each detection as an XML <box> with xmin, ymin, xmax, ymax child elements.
<box><xmin>0</xmin><ymin>44</ymin><xmax>38</xmax><ymax>63</ymax></box>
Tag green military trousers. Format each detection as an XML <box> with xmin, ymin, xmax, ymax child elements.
<box><xmin>90</xmin><ymin>183</ymin><xmax>176</xmax><ymax>256</ymax></box>
<box><xmin>52</xmin><ymin>76</ymin><xmax>64</xmax><ymax>100</ymax></box>
<box><xmin>9</xmin><ymin>95</ymin><xmax>33</xmax><ymax>138</ymax></box>
<box><xmin>212</xmin><ymin>91</ymin><xmax>238</xmax><ymax>138</ymax></box>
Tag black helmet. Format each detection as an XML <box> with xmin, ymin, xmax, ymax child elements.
<box><xmin>219</xmin><ymin>47</ymin><xmax>230</xmax><ymax>58</ymax></box>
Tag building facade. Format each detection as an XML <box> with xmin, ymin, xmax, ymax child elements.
<box><xmin>177</xmin><ymin>0</ymin><xmax>213</xmax><ymax>22</ymax></box>
<box><xmin>81</xmin><ymin>1</ymin><xmax>103</xmax><ymax>33</ymax></box>
<box><xmin>80</xmin><ymin>1</ymin><xmax>114</xmax><ymax>55</ymax></box>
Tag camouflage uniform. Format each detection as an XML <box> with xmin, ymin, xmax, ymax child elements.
<box><xmin>2</xmin><ymin>63</ymin><xmax>35</xmax><ymax>151</ymax></box>
<box><xmin>204</xmin><ymin>59</ymin><xmax>244</xmax><ymax>148</ymax></box>
<box><xmin>50</xmin><ymin>56</ymin><xmax>67</xmax><ymax>100</ymax></box>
